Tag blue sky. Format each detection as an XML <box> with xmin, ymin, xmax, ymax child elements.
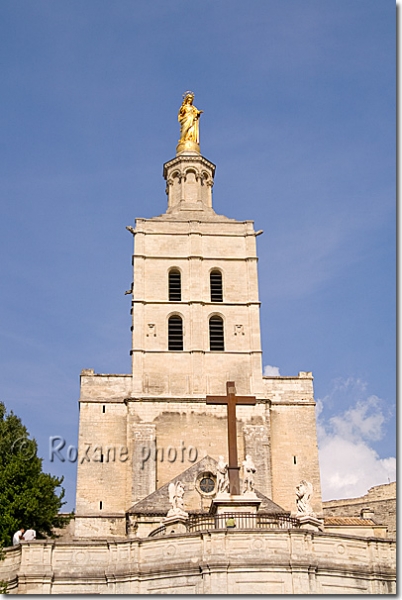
<box><xmin>1</xmin><ymin>1</ymin><xmax>395</xmax><ymax>510</ymax></box>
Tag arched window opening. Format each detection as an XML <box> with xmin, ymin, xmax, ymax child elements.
<box><xmin>210</xmin><ymin>270</ymin><xmax>223</xmax><ymax>302</ymax></box>
<box><xmin>169</xmin><ymin>269</ymin><xmax>181</xmax><ymax>301</ymax></box>
<box><xmin>209</xmin><ymin>316</ymin><xmax>224</xmax><ymax>351</ymax></box>
<box><xmin>168</xmin><ymin>315</ymin><xmax>183</xmax><ymax>351</ymax></box>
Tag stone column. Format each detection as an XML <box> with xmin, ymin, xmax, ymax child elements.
<box><xmin>243</xmin><ymin>423</ymin><xmax>272</xmax><ymax>498</ymax></box>
<box><xmin>131</xmin><ymin>424</ymin><xmax>156</xmax><ymax>504</ymax></box>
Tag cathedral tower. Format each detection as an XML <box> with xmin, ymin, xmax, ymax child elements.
<box><xmin>74</xmin><ymin>93</ymin><xmax>322</xmax><ymax>538</ymax></box>
<box><xmin>130</xmin><ymin>142</ymin><xmax>264</xmax><ymax>399</ymax></box>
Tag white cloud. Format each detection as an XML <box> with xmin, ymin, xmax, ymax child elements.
<box><xmin>315</xmin><ymin>398</ymin><xmax>324</xmax><ymax>418</ymax></box>
<box><xmin>317</xmin><ymin>379</ymin><xmax>396</xmax><ymax>500</ymax></box>
<box><xmin>263</xmin><ymin>364</ymin><xmax>281</xmax><ymax>376</ymax></box>
<box><xmin>329</xmin><ymin>396</ymin><xmax>385</xmax><ymax>443</ymax></box>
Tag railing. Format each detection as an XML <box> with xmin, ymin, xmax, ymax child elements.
<box><xmin>149</xmin><ymin>513</ymin><xmax>299</xmax><ymax>537</ymax></box>
<box><xmin>188</xmin><ymin>512</ymin><xmax>300</xmax><ymax>532</ymax></box>
<box><xmin>149</xmin><ymin>524</ymin><xmax>166</xmax><ymax>538</ymax></box>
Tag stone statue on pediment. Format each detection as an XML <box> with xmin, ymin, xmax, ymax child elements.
<box><xmin>216</xmin><ymin>455</ymin><xmax>230</xmax><ymax>494</ymax></box>
<box><xmin>167</xmin><ymin>481</ymin><xmax>188</xmax><ymax>518</ymax></box>
<box><xmin>296</xmin><ymin>480</ymin><xmax>315</xmax><ymax>516</ymax></box>
<box><xmin>242</xmin><ymin>454</ymin><xmax>256</xmax><ymax>493</ymax></box>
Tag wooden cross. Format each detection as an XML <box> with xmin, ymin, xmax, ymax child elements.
<box><xmin>206</xmin><ymin>381</ymin><xmax>256</xmax><ymax>495</ymax></box>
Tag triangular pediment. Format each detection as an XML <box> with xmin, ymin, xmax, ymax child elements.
<box><xmin>127</xmin><ymin>455</ymin><xmax>286</xmax><ymax>515</ymax></box>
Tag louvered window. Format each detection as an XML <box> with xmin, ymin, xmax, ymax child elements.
<box><xmin>209</xmin><ymin>316</ymin><xmax>224</xmax><ymax>351</ymax></box>
<box><xmin>168</xmin><ymin>315</ymin><xmax>183</xmax><ymax>351</ymax></box>
<box><xmin>210</xmin><ymin>270</ymin><xmax>223</xmax><ymax>302</ymax></box>
<box><xmin>169</xmin><ymin>269</ymin><xmax>181</xmax><ymax>301</ymax></box>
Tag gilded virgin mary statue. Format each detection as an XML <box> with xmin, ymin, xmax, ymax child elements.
<box><xmin>176</xmin><ymin>91</ymin><xmax>203</xmax><ymax>154</ymax></box>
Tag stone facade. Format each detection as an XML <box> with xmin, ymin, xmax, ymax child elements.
<box><xmin>74</xmin><ymin>148</ymin><xmax>323</xmax><ymax>538</ymax></box>
<box><xmin>1</xmin><ymin>530</ymin><xmax>395</xmax><ymax>594</ymax></box>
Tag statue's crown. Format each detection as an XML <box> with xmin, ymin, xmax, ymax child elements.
<box><xmin>183</xmin><ymin>90</ymin><xmax>194</xmax><ymax>99</ymax></box>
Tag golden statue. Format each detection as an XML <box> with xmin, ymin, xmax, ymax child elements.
<box><xmin>176</xmin><ymin>91</ymin><xmax>203</xmax><ymax>154</ymax></box>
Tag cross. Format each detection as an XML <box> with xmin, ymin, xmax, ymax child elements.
<box><xmin>206</xmin><ymin>381</ymin><xmax>256</xmax><ymax>495</ymax></box>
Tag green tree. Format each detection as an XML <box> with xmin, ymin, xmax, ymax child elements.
<box><xmin>0</xmin><ymin>402</ymin><xmax>70</xmax><ymax>547</ymax></box>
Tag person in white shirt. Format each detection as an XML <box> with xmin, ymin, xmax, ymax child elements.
<box><xmin>24</xmin><ymin>528</ymin><xmax>36</xmax><ymax>541</ymax></box>
<box><xmin>12</xmin><ymin>528</ymin><xmax>25</xmax><ymax>545</ymax></box>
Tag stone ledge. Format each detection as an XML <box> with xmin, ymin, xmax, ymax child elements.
<box><xmin>3</xmin><ymin>529</ymin><xmax>395</xmax><ymax>594</ymax></box>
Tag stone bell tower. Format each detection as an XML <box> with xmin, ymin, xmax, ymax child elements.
<box><xmin>129</xmin><ymin>134</ymin><xmax>264</xmax><ymax>399</ymax></box>
<box><xmin>74</xmin><ymin>92</ymin><xmax>322</xmax><ymax>538</ymax></box>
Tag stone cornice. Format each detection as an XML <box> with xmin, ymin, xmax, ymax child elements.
<box><xmin>129</xmin><ymin>349</ymin><xmax>263</xmax><ymax>355</ymax></box>
<box><xmin>132</xmin><ymin>254</ymin><xmax>258</xmax><ymax>261</ymax></box>
<box><xmin>130</xmin><ymin>300</ymin><xmax>261</xmax><ymax>306</ymax></box>
<box><xmin>163</xmin><ymin>154</ymin><xmax>216</xmax><ymax>179</ymax></box>
<box><xmin>124</xmin><ymin>396</ymin><xmax>270</xmax><ymax>403</ymax></box>
<box><xmin>132</xmin><ymin>229</ymin><xmax>257</xmax><ymax>236</ymax></box>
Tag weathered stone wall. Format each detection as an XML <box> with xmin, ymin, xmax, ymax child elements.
<box><xmin>265</xmin><ymin>373</ymin><xmax>322</xmax><ymax>516</ymax></box>
<box><xmin>75</xmin><ymin>373</ymin><xmax>132</xmax><ymax>533</ymax></box>
<box><xmin>75</xmin><ymin>370</ymin><xmax>323</xmax><ymax>531</ymax></box>
<box><xmin>323</xmin><ymin>482</ymin><xmax>396</xmax><ymax>538</ymax></box>
<box><xmin>75</xmin><ymin>399</ymin><xmax>129</xmax><ymax>517</ymax></box>
<box><xmin>0</xmin><ymin>545</ymin><xmax>20</xmax><ymax>593</ymax></box>
<box><xmin>1</xmin><ymin>530</ymin><xmax>395</xmax><ymax>594</ymax></box>
<box><xmin>74</xmin><ymin>515</ymin><xmax>126</xmax><ymax>538</ymax></box>
<box><xmin>131</xmin><ymin>400</ymin><xmax>253</xmax><ymax>492</ymax></box>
